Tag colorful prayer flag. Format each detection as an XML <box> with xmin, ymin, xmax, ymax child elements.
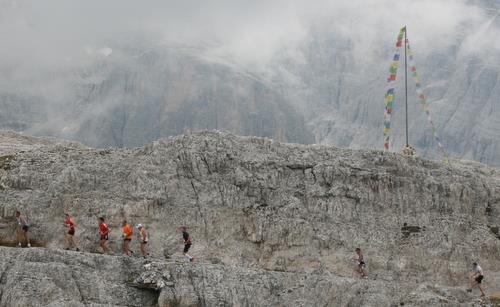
<box><xmin>383</xmin><ymin>27</ymin><xmax>406</xmax><ymax>151</ymax></box>
<box><xmin>406</xmin><ymin>40</ymin><xmax>449</xmax><ymax>161</ymax></box>
<box><xmin>383</xmin><ymin>27</ymin><xmax>448</xmax><ymax>162</ymax></box>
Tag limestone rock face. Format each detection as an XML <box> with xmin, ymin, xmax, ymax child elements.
<box><xmin>0</xmin><ymin>247</ymin><xmax>158</xmax><ymax>307</ymax></box>
<box><xmin>0</xmin><ymin>247</ymin><xmax>484</xmax><ymax>307</ymax></box>
<box><xmin>0</xmin><ymin>130</ymin><xmax>499</xmax><ymax>306</ymax></box>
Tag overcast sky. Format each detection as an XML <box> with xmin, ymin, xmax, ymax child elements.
<box><xmin>0</xmin><ymin>0</ymin><xmax>498</xmax><ymax>155</ymax></box>
<box><xmin>0</xmin><ymin>0</ymin><xmax>495</xmax><ymax>70</ymax></box>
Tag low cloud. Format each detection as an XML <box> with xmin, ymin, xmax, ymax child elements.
<box><xmin>0</xmin><ymin>0</ymin><xmax>491</xmax><ymax>69</ymax></box>
<box><xmin>0</xmin><ymin>0</ymin><xmax>497</xmax><ymax>140</ymax></box>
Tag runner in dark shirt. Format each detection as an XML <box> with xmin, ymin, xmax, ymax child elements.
<box><xmin>180</xmin><ymin>226</ymin><xmax>193</xmax><ymax>262</ymax></box>
<box><xmin>353</xmin><ymin>247</ymin><xmax>366</xmax><ymax>277</ymax></box>
<box><xmin>16</xmin><ymin>211</ymin><xmax>31</xmax><ymax>248</ymax></box>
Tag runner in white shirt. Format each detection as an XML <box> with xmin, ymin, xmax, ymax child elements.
<box><xmin>468</xmin><ymin>262</ymin><xmax>485</xmax><ymax>297</ymax></box>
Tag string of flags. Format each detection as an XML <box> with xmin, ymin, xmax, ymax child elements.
<box><xmin>383</xmin><ymin>27</ymin><xmax>405</xmax><ymax>151</ymax></box>
<box><xmin>406</xmin><ymin>40</ymin><xmax>449</xmax><ymax>161</ymax></box>
<box><xmin>383</xmin><ymin>27</ymin><xmax>449</xmax><ymax>161</ymax></box>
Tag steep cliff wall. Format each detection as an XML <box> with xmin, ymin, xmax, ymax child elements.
<box><xmin>0</xmin><ymin>131</ymin><xmax>499</xmax><ymax>306</ymax></box>
<box><xmin>0</xmin><ymin>45</ymin><xmax>314</xmax><ymax>148</ymax></box>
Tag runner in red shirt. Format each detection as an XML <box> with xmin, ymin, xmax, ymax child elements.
<box><xmin>64</xmin><ymin>213</ymin><xmax>79</xmax><ymax>251</ymax></box>
<box><xmin>98</xmin><ymin>217</ymin><xmax>110</xmax><ymax>253</ymax></box>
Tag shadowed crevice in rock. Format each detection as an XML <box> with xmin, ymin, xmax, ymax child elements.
<box><xmin>0</xmin><ymin>247</ymin><xmax>159</xmax><ymax>307</ymax></box>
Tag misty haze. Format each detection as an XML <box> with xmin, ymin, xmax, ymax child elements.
<box><xmin>0</xmin><ymin>0</ymin><xmax>499</xmax><ymax>165</ymax></box>
<box><xmin>1</xmin><ymin>1</ymin><xmax>500</xmax><ymax>306</ymax></box>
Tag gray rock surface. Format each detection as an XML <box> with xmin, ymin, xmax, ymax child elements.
<box><xmin>0</xmin><ymin>247</ymin><xmax>488</xmax><ymax>307</ymax></box>
<box><xmin>0</xmin><ymin>130</ymin><xmax>499</xmax><ymax>306</ymax></box>
<box><xmin>0</xmin><ymin>247</ymin><xmax>157</xmax><ymax>307</ymax></box>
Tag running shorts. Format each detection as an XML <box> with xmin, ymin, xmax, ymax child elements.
<box><xmin>475</xmin><ymin>275</ymin><xmax>484</xmax><ymax>284</ymax></box>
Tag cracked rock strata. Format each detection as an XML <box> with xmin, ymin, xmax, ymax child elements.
<box><xmin>0</xmin><ymin>130</ymin><xmax>499</xmax><ymax>306</ymax></box>
<box><xmin>0</xmin><ymin>247</ymin><xmax>490</xmax><ymax>307</ymax></box>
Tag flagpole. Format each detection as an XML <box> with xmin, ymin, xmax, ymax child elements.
<box><xmin>404</xmin><ymin>26</ymin><xmax>409</xmax><ymax>147</ymax></box>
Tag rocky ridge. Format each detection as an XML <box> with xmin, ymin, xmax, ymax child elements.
<box><xmin>0</xmin><ymin>130</ymin><xmax>499</xmax><ymax>306</ymax></box>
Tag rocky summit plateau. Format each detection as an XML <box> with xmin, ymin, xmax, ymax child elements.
<box><xmin>0</xmin><ymin>130</ymin><xmax>499</xmax><ymax>306</ymax></box>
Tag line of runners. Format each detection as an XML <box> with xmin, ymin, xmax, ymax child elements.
<box><xmin>14</xmin><ymin>211</ymin><xmax>485</xmax><ymax>296</ymax></box>
<box><xmin>15</xmin><ymin>211</ymin><xmax>194</xmax><ymax>262</ymax></box>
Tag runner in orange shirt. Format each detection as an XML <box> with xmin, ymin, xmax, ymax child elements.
<box><xmin>122</xmin><ymin>220</ymin><xmax>133</xmax><ymax>256</ymax></box>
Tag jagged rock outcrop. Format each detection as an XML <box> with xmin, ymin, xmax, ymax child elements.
<box><xmin>0</xmin><ymin>130</ymin><xmax>499</xmax><ymax>306</ymax></box>
<box><xmin>0</xmin><ymin>247</ymin><xmax>158</xmax><ymax>307</ymax></box>
<box><xmin>0</xmin><ymin>246</ymin><xmax>488</xmax><ymax>307</ymax></box>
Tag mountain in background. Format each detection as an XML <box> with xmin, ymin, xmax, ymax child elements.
<box><xmin>0</xmin><ymin>41</ymin><xmax>313</xmax><ymax>147</ymax></box>
<box><xmin>270</xmin><ymin>0</ymin><xmax>500</xmax><ymax>165</ymax></box>
<box><xmin>0</xmin><ymin>1</ymin><xmax>499</xmax><ymax>166</ymax></box>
